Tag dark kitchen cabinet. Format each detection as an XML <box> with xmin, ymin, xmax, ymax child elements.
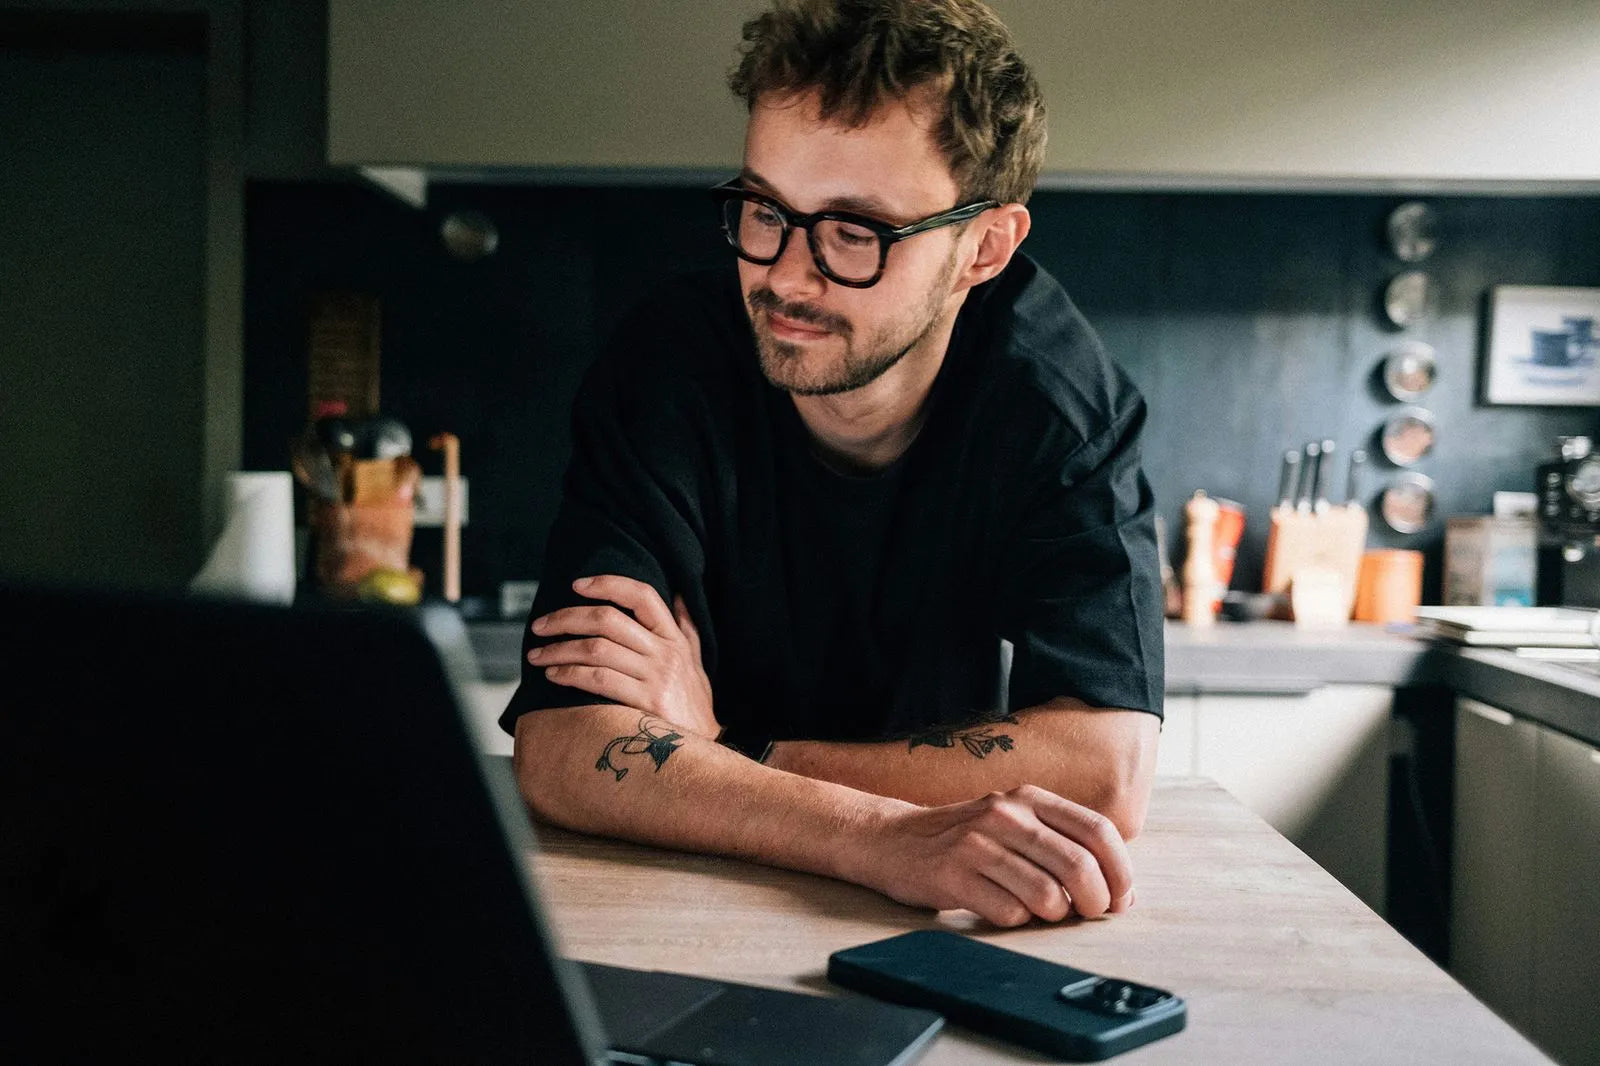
<box><xmin>1452</xmin><ymin>698</ymin><xmax>1600</xmax><ymax>1066</ymax></box>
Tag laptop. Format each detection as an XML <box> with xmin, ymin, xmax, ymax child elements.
<box><xmin>0</xmin><ymin>582</ymin><xmax>944</xmax><ymax>1065</ymax></box>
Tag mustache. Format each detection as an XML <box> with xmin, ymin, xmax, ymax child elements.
<box><xmin>747</xmin><ymin>288</ymin><xmax>851</xmax><ymax>337</ymax></box>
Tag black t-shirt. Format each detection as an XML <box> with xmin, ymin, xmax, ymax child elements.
<box><xmin>499</xmin><ymin>253</ymin><xmax>1164</xmax><ymax>741</ymax></box>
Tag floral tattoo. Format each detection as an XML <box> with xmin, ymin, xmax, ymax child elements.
<box><xmin>907</xmin><ymin>714</ymin><xmax>1020</xmax><ymax>759</ymax></box>
<box><xmin>596</xmin><ymin>716</ymin><xmax>684</xmax><ymax>782</ymax></box>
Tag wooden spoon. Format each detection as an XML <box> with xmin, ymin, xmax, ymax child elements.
<box><xmin>428</xmin><ymin>433</ymin><xmax>461</xmax><ymax>604</ymax></box>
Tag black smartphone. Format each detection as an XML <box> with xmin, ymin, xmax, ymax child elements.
<box><xmin>827</xmin><ymin>930</ymin><xmax>1185</xmax><ymax>1061</ymax></box>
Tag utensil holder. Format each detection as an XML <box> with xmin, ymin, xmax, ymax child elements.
<box><xmin>309</xmin><ymin>499</ymin><xmax>418</xmax><ymax>597</ymax></box>
<box><xmin>1263</xmin><ymin>504</ymin><xmax>1369</xmax><ymax>624</ymax></box>
<box><xmin>306</xmin><ymin>455</ymin><xmax>422</xmax><ymax>598</ymax></box>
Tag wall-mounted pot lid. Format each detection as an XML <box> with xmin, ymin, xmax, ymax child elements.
<box><xmin>1381</xmin><ymin>471</ymin><xmax>1435</xmax><ymax>534</ymax></box>
<box><xmin>1384</xmin><ymin>270</ymin><xmax>1437</xmax><ymax>328</ymax></box>
<box><xmin>1382</xmin><ymin>341</ymin><xmax>1437</xmax><ymax>401</ymax></box>
<box><xmin>1386</xmin><ymin>201</ymin><xmax>1438</xmax><ymax>263</ymax></box>
<box><xmin>1380</xmin><ymin>406</ymin><xmax>1436</xmax><ymax>466</ymax></box>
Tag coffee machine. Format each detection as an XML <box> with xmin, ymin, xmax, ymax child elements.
<box><xmin>1535</xmin><ymin>435</ymin><xmax>1600</xmax><ymax>606</ymax></box>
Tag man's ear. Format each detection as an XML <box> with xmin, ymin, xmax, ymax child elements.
<box><xmin>956</xmin><ymin>204</ymin><xmax>1031</xmax><ymax>291</ymax></box>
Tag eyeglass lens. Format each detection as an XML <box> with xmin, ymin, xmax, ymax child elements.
<box><xmin>723</xmin><ymin>197</ymin><xmax>882</xmax><ymax>284</ymax></box>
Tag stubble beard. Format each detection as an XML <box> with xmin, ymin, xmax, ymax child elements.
<box><xmin>747</xmin><ymin>252</ymin><xmax>958</xmax><ymax>397</ymax></box>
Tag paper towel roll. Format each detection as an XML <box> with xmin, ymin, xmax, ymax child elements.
<box><xmin>190</xmin><ymin>471</ymin><xmax>296</xmax><ymax>604</ymax></box>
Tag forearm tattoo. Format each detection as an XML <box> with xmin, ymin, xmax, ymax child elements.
<box><xmin>596</xmin><ymin>715</ymin><xmax>683</xmax><ymax>782</ymax></box>
<box><xmin>908</xmin><ymin>714</ymin><xmax>1020</xmax><ymax>759</ymax></box>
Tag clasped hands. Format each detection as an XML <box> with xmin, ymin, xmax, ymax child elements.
<box><xmin>527</xmin><ymin>574</ymin><xmax>719</xmax><ymax>739</ymax></box>
<box><xmin>527</xmin><ymin>573</ymin><xmax>1135</xmax><ymax>927</ymax></box>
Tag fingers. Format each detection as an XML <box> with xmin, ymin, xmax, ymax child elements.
<box><xmin>987</xmin><ymin>805</ymin><xmax>1112</xmax><ymax>919</ymax></box>
<box><xmin>972</xmin><ymin>841</ymin><xmax>1075</xmax><ymax>925</ymax></box>
<box><xmin>572</xmin><ymin>575</ymin><xmax>676</xmax><ymax>637</ymax></box>
<box><xmin>533</xmin><ymin>603</ymin><xmax>655</xmax><ymax>656</ymax></box>
<box><xmin>1021</xmin><ymin>786</ymin><xmax>1134</xmax><ymax>910</ymax></box>
<box><xmin>540</xmin><ymin>663</ymin><xmax>650</xmax><ymax>707</ymax></box>
<box><xmin>956</xmin><ymin>787</ymin><xmax>1128</xmax><ymax>919</ymax></box>
<box><xmin>529</xmin><ymin>635</ymin><xmax>651</xmax><ymax>682</ymax></box>
<box><xmin>963</xmin><ymin>871</ymin><xmax>1040</xmax><ymax>929</ymax></box>
<box><xmin>1113</xmin><ymin>886</ymin><xmax>1137</xmax><ymax>914</ymax></box>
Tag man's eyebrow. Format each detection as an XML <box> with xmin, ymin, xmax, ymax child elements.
<box><xmin>739</xmin><ymin>168</ymin><xmax>905</xmax><ymax>223</ymax></box>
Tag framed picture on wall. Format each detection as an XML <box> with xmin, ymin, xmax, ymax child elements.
<box><xmin>1483</xmin><ymin>285</ymin><xmax>1600</xmax><ymax>406</ymax></box>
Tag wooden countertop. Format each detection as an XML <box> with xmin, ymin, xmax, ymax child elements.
<box><xmin>527</xmin><ymin>777</ymin><xmax>1549</xmax><ymax>1065</ymax></box>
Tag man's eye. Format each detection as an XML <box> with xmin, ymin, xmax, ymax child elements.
<box><xmin>751</xmin><ymin>206</ymin><xmax>783</xmax><ymax>228</ymax></box>
<box><xmin>834</xmin><ymin>225</ymin><xmax>876</xmax><ymax>246</ymax></box>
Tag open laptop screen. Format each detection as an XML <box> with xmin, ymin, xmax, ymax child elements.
<box><xmin>0</xmin><ymin>583</ymin><xmax>605</xmax><ymax>1064</ymax></box>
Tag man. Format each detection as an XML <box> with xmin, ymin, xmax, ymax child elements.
<box><xmin>501</xmin><ymin>0</ymin><xmax>1163</xmax><ymax>929</ymax></box>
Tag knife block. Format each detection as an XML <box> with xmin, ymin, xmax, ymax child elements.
<box><xmin>1262</xmin><ymin>504</ymin><xmax>1369</xmax><ymax>622</ymax></box>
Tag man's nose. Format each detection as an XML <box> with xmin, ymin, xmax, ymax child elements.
<box><xmin>766</xmin><ymin>226</ymin><xmax>826</xmax><ymax>301</ymax></box>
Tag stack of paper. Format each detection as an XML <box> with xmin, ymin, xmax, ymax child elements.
<box><xmin>1414</xmin><ymin>605</ymin><xmax>1600</xmax><ymax>647</ymax></box>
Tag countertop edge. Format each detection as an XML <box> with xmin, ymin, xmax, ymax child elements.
<box><xmin>464</xmin><ymin>619</ymin><xmax>1600</xmax><ymax>749</ymax></box>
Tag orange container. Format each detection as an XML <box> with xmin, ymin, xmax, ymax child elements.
<box><xmin>1212</xmin><ymin>499</ymin><xmax>1246</xmax><ymax>609</ymax></box>
<box><xmin>1353</xmin><ymin>549</ymin><xmax>1424</xmax><ymax>623</ymax></box>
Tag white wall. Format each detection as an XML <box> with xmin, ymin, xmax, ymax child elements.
<box><xmin>996</xmin><ymin>0</ymin><xmax>1600</xmax><ymax>184</ymax></box>
<box><xmin>329</xmin><ymin>0</ymin><xmax>1600</xmax><ymax>186</ymax></box>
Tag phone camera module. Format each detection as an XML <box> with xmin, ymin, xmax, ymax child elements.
<box><xmin>1094</xmin><ymin>981</ymin><xmax>1139</xmax><ymax>1013</ymax></box>
<box><xmin>1066</xmin><ymin>978</ymin><xmax>1173</xmax><ymax>1016</ymax></box>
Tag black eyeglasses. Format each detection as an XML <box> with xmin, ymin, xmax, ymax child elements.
<box><xmin>710</xmin><ymin>179</ymin><xmax>999</xmax><ymax>289</ymax></box>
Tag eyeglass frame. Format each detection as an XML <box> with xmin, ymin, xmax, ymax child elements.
<box><xmin>710</xmin><ymin>179</ymin><xmax>1001</xmax><ymax>289</ymax></box>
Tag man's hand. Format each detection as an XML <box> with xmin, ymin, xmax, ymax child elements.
<box><xmin>528</xmin><ymin>574</ymin><xmax>719</xmax><ymax>739</ymax></box>
<box><xmin>847</xmin><ymin>784</ymin><xmax>1135</xmax><ymax>928</ymax></box>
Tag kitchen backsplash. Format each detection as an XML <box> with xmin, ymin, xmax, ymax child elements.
<box><xmin>243</xmin><ymin>182</ymin><xmax>1600</xmax><ymax>607</ymax></box>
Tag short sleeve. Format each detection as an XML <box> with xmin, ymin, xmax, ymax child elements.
<box><xmin>995</xmin><ymin>397</ymin><xmax>1165</xmax><ymax>718</ymax></box>
<box><xmin>498</xmin><ymin>317</ymin><xmax>715</xmax><ymax>734</ymax></box>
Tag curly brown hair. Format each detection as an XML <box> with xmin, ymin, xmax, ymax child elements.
<box><xmin>727</xmin><ymin>0</ymin><xmax>1046</xmax><ymax>205</ymax></box>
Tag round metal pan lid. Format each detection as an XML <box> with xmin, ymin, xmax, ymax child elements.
<box><xmin>1386</xmin><ymin>201</ymin><xmax>1439</xmax><ymax>263</ymax></box>
<box><xmin>1384</xmin><ymin>270</ymin><xmax>1437</xmax><ymax>328</ymax></box>
<box><xmin>1382</xmin><ymin>341</ymin><xmax>1437</xmax><ymax>401</ymax></box>
<box><xmin>1380</xmin><ymin>406</ymin><xmax>1436</xmax><ymax>466</ymax></box>
<box><xmin>1381</xmin><ymin>471</ymin><xmax>1435</xmax><ymax>534</ymax></box>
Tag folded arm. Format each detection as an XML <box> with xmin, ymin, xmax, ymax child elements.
<box><xmin>513</xmin><ymin>703</ymin><xmax>1134</xmax><ymax>927</ymax></box>
<box><xmin>766</xmin><ymin>701</ymin><xmax>1159</xmax><ymax>837</ymax></box>
<box><xmin>513</xmin><ymin>575</ymin><xmax>1137</xmax><ymax>927</ymax></box>
<box><xmin>514</xmin><ymin>703</ymin><xmax>876</xmax><ymax>877</ymax></box>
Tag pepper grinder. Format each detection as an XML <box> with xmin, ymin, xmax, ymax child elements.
<box><xmin>1183</xmin><ymin>491</ymin><xmax>1221</xmax><ymax>626</ymax></box>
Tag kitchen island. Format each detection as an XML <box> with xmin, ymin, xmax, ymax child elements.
<box><xmin>528</xmin><ymin>775</ymin><xmax>1551</xmax><ymax>1064</ymax></box>
<box><xmin>471</xmin><ymin>619</ymin><xmax>1598</xmax><ymax>1064</ymax></box>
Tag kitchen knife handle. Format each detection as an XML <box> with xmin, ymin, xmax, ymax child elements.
<box><xmin>1346</xmin><ymin>448</ymin><xmax>1367</xmax><ymax>506</ymax></box>
<box><xmin>1296</xmin><ymin>442</ymin><xmax>1321</xmax><ymax>513</ymax></box>
<box><xmin>1276</xmin><ymin>450</ymin><xmax>1302</xmax><ymax>511</ymax></box>
<box><xmin>1314</xmin><ymin>439</ymin><xmax>1335</xmax><ymax>512</ymax></box>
